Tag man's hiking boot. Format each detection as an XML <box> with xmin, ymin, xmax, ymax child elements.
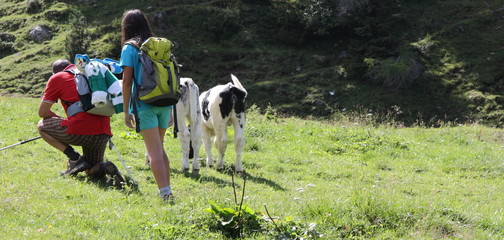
<box><xmin>103</xmin><ymin>161</ymin><xmax>125</xmax><ymax>188</ymax></box>
<box><xmin>62</xmin><ymin>156</ymin><xmax>91</xmax><ymax>176</ymax></box>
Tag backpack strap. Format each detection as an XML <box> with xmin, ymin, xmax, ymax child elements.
<box><xmin>127</xmin><ymin>38</ymin><xmax>143</xmax><ymax>133</ymax></box>
<box><xmin>124</xmin><ymin>44</ymin><xmax>141</xmax><ymax>132</ymax></box>
<box><xmin>173</xmin><ymin>104</ymin><xmax>178</xmax><ymax>138</ymax></box>
<box><xmin>132</xmin><ymin>100</ymin><xmax>141</xmax><ymax>133</ymax></box>
<box><xmin>60</xmin><ymin>99</ymin><xmax>83</xmax><ymax>117</ymax></box>
<box><xmin>130</xmin><ymin>76</ymin><xmax>141</xmax><ymax>133</ymax></box>
<box><xmin>125</xmin><ymin>38</ymin><xmax>141</xmax><ymax>49</ymax></box>
<box><xmin>63</xmin><ymin>68</ymin><xmax>85</xmax><ymax>117</ymax></box>
<box><xmin>66</xmin><ymin>101</ymin><xmax>84</xmax><ymax>117</ymax></box>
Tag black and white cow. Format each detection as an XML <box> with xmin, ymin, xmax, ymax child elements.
<box><xmin>175</xmin><ymin>77</ymin><xmax>202</xmax><ymax>172</ymax></box>
<box><xmin>200</xmin><ymin>74</ymin><xmax>247</xmax><ymax>172</ymax></box>
<box><xmin>144</xmin><ymin>78</ymin><xmax>203</xmax><ymax>173</ymax></box>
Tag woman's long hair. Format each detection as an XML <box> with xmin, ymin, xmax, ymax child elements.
<box><xmin>121</xmin><ymin>9</ymin><xmax>153</xmax><ymax>46</ymax></box>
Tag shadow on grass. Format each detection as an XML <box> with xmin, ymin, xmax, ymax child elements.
<box><xmin>228</xmin><ymin>168</ymin><xmax>286</xmax><ymax>192</ymax></box>
<box><xmin>171</xmin><ymin>169</ymin><xmax>233</xmax><ymax>188</ymax></box>
<box><xmin>173</xmin><ymin>166</ymin><xmax>286</xmax><ymax>191</ymax></box>
<box><xmin>73</xmin><ymin>174</ymin><xmax>142</xmax><ymax>195</ymax></box>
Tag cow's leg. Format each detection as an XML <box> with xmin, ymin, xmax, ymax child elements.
<box><xmin>145</xmin><ymin>151</ymin><xmax>150</xmax><ymax>167</ymax></box>
<box><xmin>178</xmin><ymin>124</ymin><xmax>191</xmax><ymax>171</ymax></box>
<box><xmin>175</xmin><ymin>102</ymin><xmax>191</xmax><ymax>171</ymax></box>
<box><xmin>190</xmin><ymin>123</ymin><xmax>203</xmax><ymax>172</ymax></box>
<box><xmin>202</xmin><ymin>124</ymin><xmax>214</xmax><ymax>168</ymax></box>
<box><xmin>233</xmin><ymin>118</ymin><xmax>245</xmax><ymax>173</ymax></box>
<box><xmin>214</xmin><ymin>124</ymin><xmax>228</xmax><ymax>170</ymax></box>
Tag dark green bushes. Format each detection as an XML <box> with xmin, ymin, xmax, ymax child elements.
<box><xmin>365</xmin><ymin>56</ymin><xmax>424</xmax><ymax>89</ymax></box>
<box><xmin>64</xmin><ymin>10</ymin><xmax>90</xmax><ymax>61</ymax></box>
<box><xmin>0</xmin><ymin>32</ymin><xmax>16</xmax><ymax>58</ymax></box>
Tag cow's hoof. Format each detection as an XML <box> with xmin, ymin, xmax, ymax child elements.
<box><xmin>192</xmin><ymin>169</ymin><xmax>200</xmax><ymax>174</ymax></box>
<box><xmin>182</xmin><ymin>168</ymin><xmax>190</xmax><ymax>172</ymax></box>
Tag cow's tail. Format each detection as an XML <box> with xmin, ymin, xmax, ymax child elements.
<box><xmin>230</xmin><ymin>74</ymin><xmax>247</xmax><ymax>98</ymax></box>
<box><xmin>187</xmin><ymin>78</ymin><xmax>200</xmax><ymax>125</ymax></box>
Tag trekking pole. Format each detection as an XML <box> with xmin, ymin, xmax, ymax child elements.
<box><xmin>108</xmin><ymin>139</ymin><xmax>138</xmax><ymax>186</ymax></box>
<box><xmin>0</xmin><ymin>136</ymin><xmax>42</xmax><ymax>151</ymax></box>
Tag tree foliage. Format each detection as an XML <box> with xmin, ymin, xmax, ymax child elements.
<box><xmin>64</xmin><ymin>10</ymin><xmax>90</xmax><ymax>61</ymax></box>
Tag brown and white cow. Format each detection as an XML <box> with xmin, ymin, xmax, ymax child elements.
<box><xmin>200</xmin><ymin>74</ymin><xmax>247</xmax><ymax>172</ymax></box>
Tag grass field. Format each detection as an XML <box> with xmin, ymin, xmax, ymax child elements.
<box><xmin>0</xmin><ymin>96</ymin><xmax>503</xmax><ymax>239</ymax></box>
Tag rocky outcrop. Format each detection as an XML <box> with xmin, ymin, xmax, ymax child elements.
<box><xmin>29</xmin><ymin>25</ymin><xmax>51</xmax><ymax>42</ymax></box>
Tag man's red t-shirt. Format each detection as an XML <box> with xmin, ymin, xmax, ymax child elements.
<box><xmin>42</xmin><ymin>64</ymin><xmax>112</xmax><ymax>136</ymax></box>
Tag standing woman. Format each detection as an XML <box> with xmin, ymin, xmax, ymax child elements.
<box><xmin>119</xmin><ymin>9</ymin><xmax>173</xmax><ymax>200</ymax></box>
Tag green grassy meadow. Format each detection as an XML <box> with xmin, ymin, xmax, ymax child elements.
<box><xmin>0</xmin><ymin>96</ymin><xmax>503</xmax><ymax>239</ymax></box>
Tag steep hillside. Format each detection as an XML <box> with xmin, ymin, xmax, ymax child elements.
<box><xmin>1</xmin><ymin>0</ymin><xmax>503</xmax><ymax>126</ymax></box>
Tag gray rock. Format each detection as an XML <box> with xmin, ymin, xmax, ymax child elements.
<box><xmin>29</xmin><ymin>25</ymin><xmax>51</xmax><ymax>42</ymax></box>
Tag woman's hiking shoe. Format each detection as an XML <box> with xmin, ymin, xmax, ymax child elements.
<box><xmin>103</xmin><ymin>161</ymin><xmax>125</xmax><ymax>188</ymax></box>
<box><xmin>162</xmin><ymin>193</ymin><xmax>174</xmax><ymax>203</ymax></box>
<box><xmin>62</xmin><ymin>156</ymin><xmax>91</xmax><ymax>176</ymax></box>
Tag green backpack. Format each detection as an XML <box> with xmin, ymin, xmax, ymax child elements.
<box><xmin>129</xmin><ymin>37</ymin><xmax>181</xmax><ymax>106</ymax></box>
<box><xmin>127</xmin><ymin>37</ymin><xmax>182</xmax><ymax>133</ymax></box>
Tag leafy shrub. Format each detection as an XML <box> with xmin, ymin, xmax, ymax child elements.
<box><xmin>0</xmin><ymin>33</ymin><xmax>16</xmax><ymax>57</ymax></box>
<box><xmin>43</xmin><ymin>3</ymin><xmax>71</xmax><ymax>21</ymax></box>
<box><xmin>204</xmin><ymin>174</ymin><xmax>263</xmax><ymax>238</ymax></box>
<box><xmin>0</xmin><ymin>32</ymin><xmax>15</xmax><ymax>42</ymax></box>
<box><xmin>205</xmin><ymin>201</ymin><xmax>263</xmax><ymax>238</ymax></box>
<box><xmin>26</xmin><ymin>0</ymin><xmax>41</xmax><ymax>14</ymax></box>
<box><xmin>0</xmin><ymin>41</ymin><xmax>15</xmax><ymax>56</ymax></box>
<box><xmin>411</xmin><ymin>34</ymin><xmax>437</xmax><ymax>57</ymax></box>
<box><xmin>204</xmin><ymin>172</ymin><xmax>322</xmax><ymax>239</ymax></box>
<box><xmin>365</xmin><ymin>56</ymin><xmax>424</xmax><ymax>89</ymax></box>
